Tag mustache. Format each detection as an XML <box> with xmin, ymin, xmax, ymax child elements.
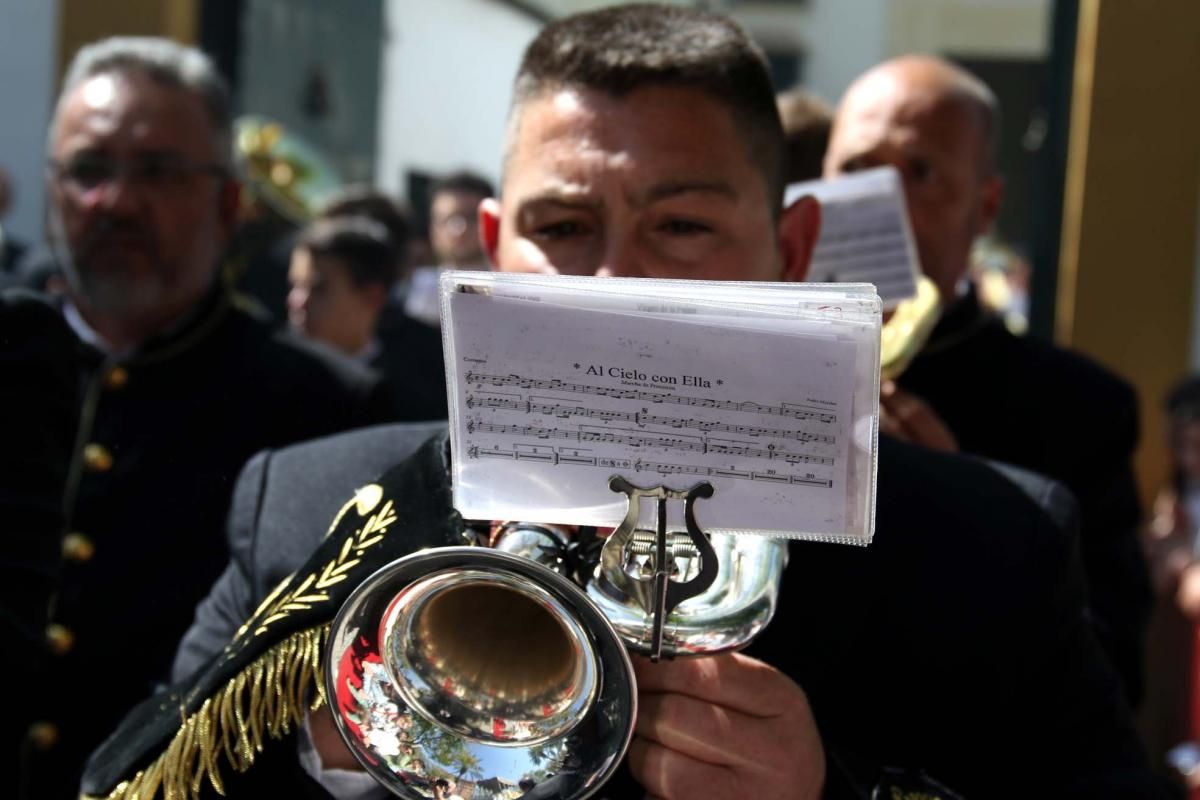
<box><xmin>77</xmin><ymin>215</ymin><xmax>158</xmax><ymax>257</ymax></box>
<box><xmin>88</xmin><ymin>216</ymin><xmax>152</xmax><ymax>244</ymax></box>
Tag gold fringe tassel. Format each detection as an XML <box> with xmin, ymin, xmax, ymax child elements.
<box><xmin>82</xmin><ymin>624</ymin><xmax>330</xmax><ymax>800</ymax></box>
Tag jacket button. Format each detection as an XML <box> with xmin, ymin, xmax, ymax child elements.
<box><xmin>105</xmin><ymin>365</ymin><xmax>129</xmax><ymax>389</ymax></box>
<box><xmin>46</xmin><ymin>624</ymin><xmax>75</xmax><ymax>656</ymax></box>
<box><xmin>82</xmin><ymin>443</ymin><xmax>113</xmax><ymax>473</ymax></box>
<box><xmin>27</xmin><ymin>721</ymin><xmax>59</xmax><ymax>750</ymax></box>
<box><xmin>62</xmin><ymin>532</ymin><xmax>95</xmax><ymax>563</ymax></box>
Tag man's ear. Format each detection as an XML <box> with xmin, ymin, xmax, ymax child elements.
<box><xmin>364</xmin><ymin>283</ymin><xmax>389</xmax><ymax>314</ymax></box>
<box><xmin>217</xmin><ymin>179</ymin><xmax>242</xmax><ymax>240</ymax></box>
<box><xmin>977</xmin><ymin>174</ymin><xmax>1004</xmax><ymax>236</ymax></box>
<box><xmin>479</xmin><ymin>197</ymin><xmax>501</xmax><ymax>269</ymax></box>
<box><xmin>778</xmin><ymin>194</ymin><xmax>821</xmax><ymax>283</ymax></box>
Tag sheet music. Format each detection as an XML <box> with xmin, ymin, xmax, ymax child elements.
<box><xmin>785</xmin><ymin>166</ymin><xmax>921</xmax><ymax>309</ymax></box>
<box><xmin>448</xmin><ymin>290</ymin><xmax>865</xmax><ymax>540</ymax></box>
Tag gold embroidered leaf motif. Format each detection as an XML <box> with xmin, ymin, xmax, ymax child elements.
<box><xmin>247</xmin><ymin>499</ymin><xmax>397</xmax><ymax>637</ymax></box>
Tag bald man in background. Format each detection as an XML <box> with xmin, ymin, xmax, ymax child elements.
<box><xmin>826</xmin><ymin>56</ymin><xmax>1150</xmax><ymax>705</ymax></box>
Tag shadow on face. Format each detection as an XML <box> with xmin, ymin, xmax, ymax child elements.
<box><xmin>49</xmin><ymin>69</ymin><xmax>235</xmax><ymax>318</ymax></box>
<box><xmin>481</xmin><ymin>85</ymin><xmax>819</xmax><ymax>284</ymax></box>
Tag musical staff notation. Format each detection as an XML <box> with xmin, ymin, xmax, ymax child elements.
<box><xmin>465</xmin><ymin>445</ymin><xmax>833</xmax><ymax>488</ymax></box>
<box><xmin>466</xmin><ymin>394</ymin><xmax>836</xmax><ymax>444</ymax></box>
<box><xmin>466</xmin><ymin>419</ymin><xmax>835</xmax><ymax>466</ymax></box>
<box><xmin>464</xmin><ymin>371</ymin><xmax>837</xmax><ymax>423</ymax></box>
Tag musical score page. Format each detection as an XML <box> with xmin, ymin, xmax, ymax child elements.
<box><xmin>447</xmin><ymin>289</ymin><xmax>868</xmax><ymax>541</ymax></box>
<box><xmin>785</xmin><ymin>166</ymin><xmax>921</xmax><ymax>309</ymax></box>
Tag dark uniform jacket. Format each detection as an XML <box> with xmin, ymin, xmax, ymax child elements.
<box><xmin>84</xmin><ymin>424</ymin><xmax>1169</xmax><ymax>800</ymax></box>
<box><xmin>898</xmin><ymin>286</ymin><xmax>1151</xmax><ymax>705</ymax></box>
<box><xmin>26</xmin><ymin>285</ymin><xmax>396</xmax><ymax>800</ymax></box>
<box><xmin>370</xmin><ymin>304</ymin><xmax>448</xmax><ymax>422</ymax></box>
<box><xmin>0</xmin><ymin>291</ymin><xmax>80</xmax><ymax>793</ymax></box>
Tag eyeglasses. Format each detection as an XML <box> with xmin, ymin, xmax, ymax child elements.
<box><xmin>433</xmin><ymin>212</ymin><xmax>478</xmax><ymax>234</ymax></box>
<box><xmin>48</xmin><ymin>155</ymin><xmax>228</xmax><ymax>194</ymax></box>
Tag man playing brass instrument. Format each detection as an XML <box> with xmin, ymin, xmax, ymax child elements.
<box><xmin>84</xmin><ymin>5</ymin><xmax>1165</xmax><ymax>799</ymax></box>
<box><xmin>825</xmin><ymin>56</ymin><xmax>1150</xmax><ymax>707</ymax></box>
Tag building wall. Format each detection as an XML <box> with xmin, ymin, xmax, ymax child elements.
<box><xmin>0</xmin><ymin>0</ymin><xmax>60</xmax><ymax>243</ymax></box>
<box><xmin>375</xmin><ymin>0</ymin><xmax>541</xmax><ymax>201</ymax></box>
<box><xmin>238</xmin><ymin>0</ymin><xmax>384</xmax><ymax>185</ymax></box>
<box><xmin>725</xmin><ymin>0</ymin><xmax>1051</xmax><ymax>104</ymax></box>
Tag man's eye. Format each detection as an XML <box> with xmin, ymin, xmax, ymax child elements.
<box><xmin>908</xmin><ymin>158</ymin><xmax>933</xmax><ymax>183</ymax></box>
<box><xmin>137</xmin><ymin>161</ymin><xmax>176</xmax><ymax>182</ymax></box>
<box><xmin>66</xmin><ymin>161</ymin><xmax>113</xmax><ymax>187</ymax></box>
<box><xmin>838</xmin><ymin>157</ymin><xmax>871</xmax><ymax>174</ymax></box>
<box><xmin>659</xmin><ymin>219</ymin><xmax>712</xmax><ymax>236</ymax></box>
<box><xmin>533</xmin><ymin>220</ymin><xmax>588</xmax><ymax>240</ymax></box>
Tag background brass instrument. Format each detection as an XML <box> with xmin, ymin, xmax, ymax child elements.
<box><xmin>234</xmin><ymin>114</ymin><xmax>341</xmax><ymax>225</ymax></box>
<box><xmin>880</xmin><ymin>275</ymin><xmax>942</xmax><ymax>381</ymax></box>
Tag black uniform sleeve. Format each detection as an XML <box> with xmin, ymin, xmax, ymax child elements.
<box><xmin>170</xmin><ymin>448</ymin><xmax>271</xmax><ymax>683</ymax></box>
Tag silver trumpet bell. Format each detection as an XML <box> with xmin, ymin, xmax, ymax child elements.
<box><xmin>327</xmin><ymin>480</ymin><xmax>787</xmax><ymax>799</ymax></box>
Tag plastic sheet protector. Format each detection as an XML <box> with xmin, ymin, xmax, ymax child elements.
<box><xmin>441</xmin><ymin>272</ymin><xmax>880</xmax><ymax>544</ymax></box>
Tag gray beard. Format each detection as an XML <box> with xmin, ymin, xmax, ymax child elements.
<box><xmin>49</xmin><ymin>209</ymin><xmax>183</xmax><ymax>319</ymax></box>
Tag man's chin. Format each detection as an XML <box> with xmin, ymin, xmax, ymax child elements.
<box><xmin>74</xmin><ymin>281</ymin><xmax>169</xmax><ymax>318</ymax></box>
<box><xmin>70</xmin><ymin>262</ymin><xmax>175</xmax><ymax>318</ymax></box>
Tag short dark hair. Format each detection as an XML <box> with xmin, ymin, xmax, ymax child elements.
<box><xmin>777</xmin><ymin>87</ymin><xmax>832</xmax><ymax>184</ymax></box>
<box><xmin>296</xmin><ymin>217</ymin><xmax>395</xmax><ymax>290</ymax></box>
<box><xmin>509</xmin><ymin>3</ymin><xmax>785</xmax><ymax>209</ymax></box>
<box><xmin>319</xmin><ymin>185</ymin><xmax>411</xmax><ymax>273</ymax></box>
<box><xmin>431</xmin><ymin>170</ymin><xmax>494</xmax><ymax>202</ymax></box>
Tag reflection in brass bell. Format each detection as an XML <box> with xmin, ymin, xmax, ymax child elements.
<box><xmin>62</xmin><ymin>532</ymin><xmax>95</xmax><ymax>563</ymax></box>
<box><xmin>46</xmin><ymin>624</ymin><xmax>75</xmax><ymax>656</ymax></box>
<box><xmin>82</xmin><ymin>444</ymin><xmax>113</xmax><ymax>473</ymax></box>
<box><xmin>27</xmin><ymin>721</ymin><xmax>59</xmax><ymax>750</ymax></box>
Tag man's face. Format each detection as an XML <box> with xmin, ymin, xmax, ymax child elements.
<box><xmin>287</xmin><ymin>248</ymin><xmax>382</xmax><ymax>355</ymax></box>
<box><xmin>49</xmin><ymin>69</ymin><xmax>235</xmax><ymax>317</ymax></box>
<box><xmin>824</xmin><ymin>70</ymin><xmax>1002</xmax><ymax>301</ymax></box>
<box><xmin>430</xmin><ymin>188</ymin><xmax>488</xmax><ymax>267</ymax></box>
<box><xmin>484</xmin><ymin>86</ymin><xmax>813</xmax><ymax>282</ymax></box>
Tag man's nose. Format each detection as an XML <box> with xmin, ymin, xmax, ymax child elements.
<box><xmin>85</xmin><ymin>173</ymin><xmax>143</xmax><ymax>215</ymax></box>
<box><xmin>593</xmin><ymin>235</ymin><xmax>644</xmax><ymax>279</ymax></box>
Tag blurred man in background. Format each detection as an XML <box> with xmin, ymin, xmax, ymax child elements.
<box><xmin>825</xmin><ymin>54</ymin><xmax>1150</xmax><ymax>706</ymax></box>
<box><xmin>24</xmin><ymin>36</ymin><xmax>394</xmax><ymax>798</ymax></box>
<box><xmin>288</xmin><ymin>215</ymin><xmax>447</xmax><ymax>419</ymax></box>
<box><xmin>428</xmin><ymin>170</ymin><xmax>493</xmax><ymax>269</ymax></box>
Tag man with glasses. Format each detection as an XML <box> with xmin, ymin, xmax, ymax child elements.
<box><xmin>18</xmin><ymin>37</ymin><xmax>395</xmax><ymax>799</ymax></box>
<box><xmin>428</xmin><ymin>171</ymin><xmax>494</xmax><ymax>270</ymax></box>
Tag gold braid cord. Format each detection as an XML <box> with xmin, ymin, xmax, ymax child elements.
<box><xmin>82</xmin><ymin>624</ymin><xmax>328</xmax><ymax>800</ymax></box>
<box><xmin>83</xmin><ymin>486</ymin><xmax>396</xmax><ymax>800</ymax></box>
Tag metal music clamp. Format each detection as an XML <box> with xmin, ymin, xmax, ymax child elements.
<box><xmin>601</xmin><ymin>476</ymin><xmax>718</xmax><ymax>661</ymax></box>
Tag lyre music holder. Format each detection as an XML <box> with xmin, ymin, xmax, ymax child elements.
<box><xmin>602</xmin><ymin>476</ymin><xmax>718</xmax><ymax>661</ymax></box>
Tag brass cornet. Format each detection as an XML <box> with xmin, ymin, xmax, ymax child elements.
<box><xmin>326</xmin><ymin>479</ymin><xmax>787</xmax><ymax>799</ymax></box>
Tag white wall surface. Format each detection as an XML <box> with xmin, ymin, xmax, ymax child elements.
<box><xmin>0</xmin><ymin>0</ymin><xmax>60</xmax><ymax>243</ymax></box>
<box><xmin>376</xmin><ymin>0</ymin><xmax>540</xmax><ymax>199</ymax></box>
<box><xmin>728</xmin><ymin>0</ymin><xmax>1050</xmax><ymax>106</ymax></box>
<box><xmin>793</xmin><ymin>0</ymin><xmax>890</xmax><ymax>106</ymax></box>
